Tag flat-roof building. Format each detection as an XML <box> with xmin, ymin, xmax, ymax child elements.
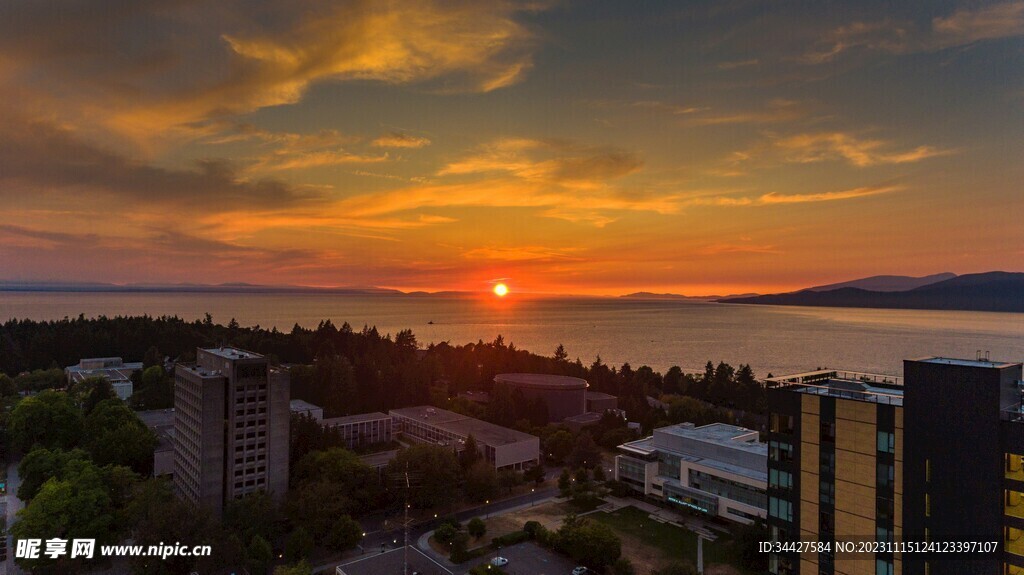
<box><xmin>615</xmin><ymin>422</ymin><xmax>767</xmax><ymax>524</ymax></box>
<box><xmin>173</xmin><ymin>347</ymin><xmax>289</xmax><ymax>515</ymax></box>
<box><xmin>65</xmin><ymin>357</ymin><xmax>141</xmax><ymax>400</ymax></box>
<box><xmin>586</xmin><ymin>391</ymin><xmax>619</xmax><ymax>413</ymax></box>
<box><xmin>323</xmin><ymin>412</ymin><xmax>392</xmax><ymax>450</ymax></box>
<box><xmin>290</xmin><ymin>399</ymin><xmax>324</xmax><ymax>422</ymax></box>
<box><xmin>136</xmin><ymin>408</ymin><xmax>176</xmax><ymax>477</ymax></box>
<box><xmin>494</xmin><ymin>373</ymin><xmax>588</xmax><ymax>422</ymax></box>
<box><xmin>390</xmin><ymin>406</ymin><xmax>539</xmax><ymax>470</ymax></box>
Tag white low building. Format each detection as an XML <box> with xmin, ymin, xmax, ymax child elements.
<box><xmin>615</xmin><ymin>422</ymin><xmax>767</xmax><ymax>524</ymax></box>
<box><xmin>65</xmin><ymin>357</ymin><xmax>141</xmax><ymax>401</ymax></box>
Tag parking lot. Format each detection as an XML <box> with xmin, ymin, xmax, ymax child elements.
<box><xmin>486</xmin><ymin>541</ymin><xmax>579</xmax><ymax>575</ymax></box>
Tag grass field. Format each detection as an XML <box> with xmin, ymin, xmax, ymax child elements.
<box><xmin>590</xmin><ymin>506</ymin><xmax>742</xmax><ymax>573</ymax></box>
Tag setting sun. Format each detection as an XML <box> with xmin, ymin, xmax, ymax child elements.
<box><xmin>493</xmin><ymin>283</ymin><xmax>509</xmax><ymax>297</ymax></box>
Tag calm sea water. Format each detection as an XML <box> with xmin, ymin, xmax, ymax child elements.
<box><xmin>2</xmin><ymin>291</ymin><xmax>1023</xmax><ymax>377</ymax></box>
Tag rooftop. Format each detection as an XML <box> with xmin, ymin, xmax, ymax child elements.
<box><xmin>136</xmin><ymin>408</ymin><xmax>175</xmax><ymax>429</ymax></box>
<box><xmin>564</xmin><ymin>412</ymin><xmax>603</xmax><ymax>425</ymax></box>
<box><xmin>323</xmin><ymin>412</ymin><xmax>390</xmax><ymax>426</ymax></box>
<box><xmin>136</xmin><ymin>409</ymin><xmax>176</xmax><ymax>452</ymax></box>
<box><xmin>657</xmin><ymin>422</ymin><xmax>766</xmax><ymax>456</ymax></box>
<box><xmin>494</xmin><ymin>373</ymin><xmax>588</xmax><ymax>389</ymax></box>
<box><xmin>620</xmin><ymin>422</ymin><xmax>767</xmax><ymax>482</ymax></box>
<box><xmin>289</xmin><ymin>399</ymin><xmax>322</xmax><ymax>412</ymax></box>
<box><xmin>66</xmin><ymin>364</ymin><xmax>141</xmax><ymax>383</ymax></box>
<box><xmin>913</xmin><ymin>356</ymin><xmax>1019</xmax><ymax>369</ymax></box>
<box><xmin>767</xmin><ymin>369</ymin><xmax>903</xmax><ymax>406</ymax></box>
<box><xmin>202</xmin><ymin>347</ymin><xmax>262</xmax><ymax>360</ymax></box>
<box><xmin>390</xmin><ymin>406</ymin><xmax>538</xmax><ymax>447</ymax></box>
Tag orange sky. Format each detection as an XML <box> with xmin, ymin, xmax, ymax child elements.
<box><xmin>1</xmin><ymin>1</ymin><xmax>1022</xmax><ymax>296</ymax></box>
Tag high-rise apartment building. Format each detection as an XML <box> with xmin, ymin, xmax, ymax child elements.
<box><xmin>766</xmin><ymin>357</ymin><xmax>1024</xmax><ymax>575</ymax></box>
<box><xmin>173</xmin><ymin>347</ymin><xmax>290</xmax><ymax>514</ymax></box>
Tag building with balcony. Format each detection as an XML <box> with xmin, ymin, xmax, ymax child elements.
<box><xmin>766</xmin><ymin>357</ymin><xmax>1024</xmax><ymax>575</ymax></box>
<box><xmin>173</xmin><ymin>347</ymin><xmax>290</xmax><ymax>515</ymax></box>
<box><xmin>614</xmin><ymin>422</ymin><xmax>768</xmax><ymax>524</ymax></box>
<box><xmin>389</xmin><ymin>406</ymin><xmax>539</xmax><ymax>470</ymax></box>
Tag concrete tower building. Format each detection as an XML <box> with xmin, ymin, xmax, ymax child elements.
<box><xmin>173</xmin><ymin>347</ymin><xmax>289</xmax><ymax>514</ymax></box>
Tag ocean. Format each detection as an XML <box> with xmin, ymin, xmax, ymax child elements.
<box><xmin>2</xmin><ymin>291</ymin><xmax>1023</xmax><ymax>377</ymax></box>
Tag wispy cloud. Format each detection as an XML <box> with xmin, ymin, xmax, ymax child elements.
<box><xmin>695</xmin><ymin>185</ymin><xmax>901</xmax><ymax>207</ymax></box>
<box><xmin>804</xmin><ymin>2</ymin><xmax>1024</xmax><ymax>63</ymax></box>
<box><xmin>717</xmin><ymin>58</ymin><xmax>760</xmax><ymax>70</ymax></box>
<box><xmin>461</xmin><ymin>245</ymin><xmax>584</xmax><ymax>262</ymax></box>
<box><xmin>439</xmin><ymin>138</ymin><xmax>643</xmax><ymax>190</ymax></box>
<box><xmin>372</xmin><ymin>132</ymin><xmax>432</xmax><ymax>148</ymax></box>
<box><xmin>773</xmin><ymin>132</ymin><xmax>954</xmax><ymax>167</ymax></box>
<box><xmin>686</xmin><ymin>99</ymin><xmax>809</xmax><ymax>126</ymax></box>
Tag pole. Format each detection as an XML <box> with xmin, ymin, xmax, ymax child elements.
<box><xmin>404</xmin><ymin>469</ymin><xmax>410</xmax><ymax>575</ymax></box>
<box><xmin>697</xmin><ymin>535</ymin><xmax>704</xmax><ymax>575</ymax></box>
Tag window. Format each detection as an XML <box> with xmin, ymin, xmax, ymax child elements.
<box><xmin>819</xmin><ymin>511</ymin><xmax>834</xmax><ymax>534</ymax></box>
<box><xmin>769</xmin><ymin>441</ymin><xmax>794</xmax><ymax>463</ymax></box>
<box><xmin>877</xmin><ymin>463</ymin><xmax>895</xmax><ymax>489</ymax></box>
<box><xmin>820</xmin><ymin>451</ymin><xmax>836</xmax><ymax>475</ymax></box>
<box><xmin>877</xmin><ymin>431</ymin><xmax>895</xmax><ymax>453</ymax></box>
<box><xmin>770</xmin><ymin>414</ymin><xmax>794</xmax><ymax>434</ymax></box>
<box><xmin>876</xmin><ymin>526</ymin><xmax>893</xmax><ymax>542</ymax></box>
<box><xmin>877</xmin><ymin>497</ymin><xmax>895</xmax><ymax>522</ymax></box>
<box><xmin>875</xmin><ymin>559</ymin><xmax>894</xmax><ymax>575</ymax></box>
<box><xmin>769</xmin><ymin>497</ymin><xmax>793</xmax><ymax>522</ymax></box>
<box><xmin>820</xmin><ymin>421</ymin><xmax>836</xmax><ymax>443</ymax></box>
<box><xmin>925</xmin><ymin>493</ymin><xmax>930</xmax><ymax>517</ymax></box>
<box><xmin>820</xmin><ymin>480</ymin><xmax>835</xmax><ymax>505</ymax></box>
<box><xmin>770</xmin><ymin>469</ymin><xmax>793</xmax><ymax>490</ymax></box>
<box><xmin>926</xmin><ymin>459</ymin><xmax>931</xmax><ymax>482</ymax></box>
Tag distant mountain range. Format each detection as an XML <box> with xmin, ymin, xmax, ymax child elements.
<box><xmin>620</xmin><ymin>291</ymin><xmax>759</xmax><ymax>301</ymax></box>
<box><xmin>720</xmin><ymin>272</ymin><xmax>1024</xmax><ymax>312</ymax></box>
<box><xmin>0</xmin><ymin>281</ymin><xmax>404</xmax><ymax>295</ymax></box>
<box><xmin>804</xmin><ymin>272</ymin><xmax>957</xmax><ymax>292</ymax></box>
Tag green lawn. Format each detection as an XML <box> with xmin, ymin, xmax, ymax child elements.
<box><xmin>590</xmin><ymin>506</ymin><xmax>737</xmax><ymax>568</ymax></box>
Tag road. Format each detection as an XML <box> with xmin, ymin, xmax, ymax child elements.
<box><xmin>326</xmin><ymin>486</ymin><xmax>559</xmax><ymax>574</ymax></box>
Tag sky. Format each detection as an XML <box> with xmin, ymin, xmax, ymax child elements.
<box><xmin>1</xmin><ymin>0</ymin><xmax>1022</xmax><ymax>296</ymax></box>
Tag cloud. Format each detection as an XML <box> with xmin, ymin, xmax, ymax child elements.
<box><xmin>461</xmin><ymin>245</ymin><xmax>583</xmax><ymax>262</ymax></box>
<box><xmin>695</xmin><ymin>185</ymin><xmax>901</xmax><ymax>207</ymax></box>
<box><xmin>717</xmin><ymin>58</ymin><xmax>760</xmax><ymax>70</ymax></box>
<box><xmin>0</xmin><ymin>111</ymin><xmax>324</xmax><ymax>210</ymax></box>
<box><xmin>686</xmin><ymin>99</ymin><xmax>809</xmax><ymax>126</ymax></box>
<box><xmin>250</xmin><ymin>150</ymin><xmax>390</xmax><ymax>172</ymax></box>
<box><xmin>772</xmin><ymin>132</ymin><xmax>954</xmax><ymax>167</ymax></box>
<box><xmin>804</xmin><ymin>2</ymin><xmax>1024</xmax><ymax>63</ymax></box>
<box><xmin>372</xmin><ymin>132</ymin><xmax>432</xmax><ymax>148</ymax></box>
<box><xmin>439</xmin><ymin>138</ymin><xmax>643</xmax><ymax>190</ymax></box>
<box><xmin>696</xmin><ymin>242</ymin><xmax>779</xmax><ymax>255</ymax></box>
<box><xmin>0</xmin><ymin>0</ymin><xmax>548</xmax><ymax>137</ymax></box>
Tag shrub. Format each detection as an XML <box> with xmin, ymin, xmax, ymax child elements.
<box><xmin>468</xmin><ymin>517</ymin><xmax>487</xmax><ymax>539</ymax></box>
<box><xmin>491</xmin><ymin>530</ymin><xmax>530</xmax><ymax>547</ymax></box>
<box><xmin>435</xmin><ymin>523</ymin><xmax>458</xmax><ymax>545</ymax></box>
